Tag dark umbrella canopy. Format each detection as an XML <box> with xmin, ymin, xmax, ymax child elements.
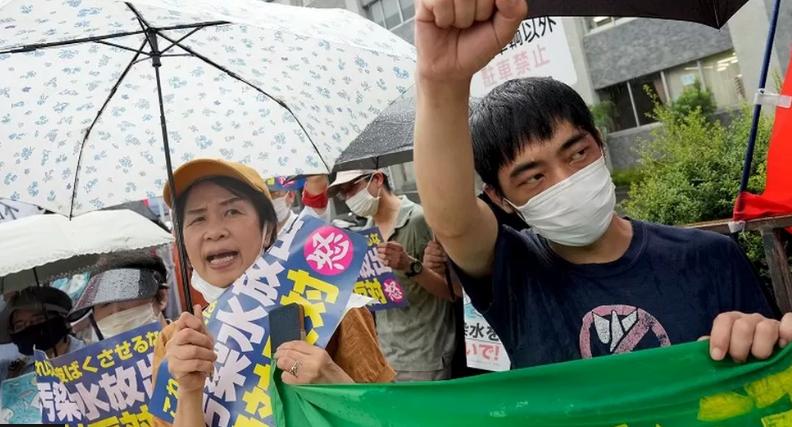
<box><xmin>335</xmin><ymin>93</ymin><xmax>416</xmax><ymax>171</ymax></box>
<box><xmin>526</xmin><ymin>0</ymin><xmax>749</xmax><ymax>28</ymax></box>
<box><xmin>335</xmin><ymin>92</ymin><xmax>479</xmax><ymax>171</ymax></box>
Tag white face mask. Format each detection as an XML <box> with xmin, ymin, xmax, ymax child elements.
<box><xmin>345</xmin><ymin>176</ymin><xmax>380</xmax><ymax>217</ymax></box>
<box><xmin>191</xmin><ymin>270</ymin><xmax>229</xmax><ymax>303</ymax></box>
<box><xmin>92</xmin><ymin>303</ymin><xmax>160</xmax><ymax>340</ymax></box>
<box><xmin>506</xmin><ymin>156</ymin><xmax>616</xmax><ymax>247</ymax></box>
<box><xmin>272</xmin><ymin>196</ymin><xmax>292</xmax><ymax>223</ymax></box>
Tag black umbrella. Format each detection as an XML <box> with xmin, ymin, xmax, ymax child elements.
<box><xmin>335</xmin><ymin>93</ymin><xmax>480</xmax><ymax>171</ymax></box>
<box><xmin>335</xmin><ymin>92</ymin><xmax>415</xmax><ymax>171</ymax></box>
<box><xmin>527</xmin><ymin>0</ymin><xmax>749</xmax><ymax>28</ymax></box>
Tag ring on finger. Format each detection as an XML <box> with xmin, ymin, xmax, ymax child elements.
<box><xmin>289</xmin><ymin>360</ymin><xmax>301</xmax><ymax>377</ymax></box>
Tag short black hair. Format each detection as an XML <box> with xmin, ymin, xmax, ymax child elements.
<box><xmin>175</xmin><ymin>176</ymin><xmax>278</xmax><ymax>257</ymax></box>
<box><xmin>470</xmin><ymin>78</ymin><xmax>601</xmax><ymax>195</ymax></box>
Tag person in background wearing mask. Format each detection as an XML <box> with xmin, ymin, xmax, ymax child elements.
<box><xmin>412</xmin><ymin>0</ymin><xmax>792</xmax><ymax>369</ymax></box>
<box><xmin>300</xmin><ymin>174</ymin><xmax>331</xmax><ymax>222</ymax></box>
<box><xmin>329</xmin><ymin>170</ymin><xmax>456</xmax><ymax>381</ymax></box>
<box><xmin>69</xmin><ymin>260</ymin><xmax>169</xmax><ymax>343</ymax></box>
<box><xmin>265</xmin><ymin>176</ymin><xmax>300</xmax><ymax>234</ymax></box>
<box><xmin>0</xmin><ymin>287</ymin><xmax>85</xmax><ymax>380</ymax></box>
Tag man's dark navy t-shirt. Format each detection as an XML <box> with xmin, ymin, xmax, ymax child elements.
<box><xmin>455</xmin><ymin>219</ymin><xmax>773</xmax><ymax>369</ymax></box>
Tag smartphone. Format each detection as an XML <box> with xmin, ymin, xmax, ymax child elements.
<box><xmin>269</xmin><ymin>303</ymin><xmax>305</xmax><ymax>350</ymax></box>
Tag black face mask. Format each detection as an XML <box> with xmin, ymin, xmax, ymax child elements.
<box><xmin>10</xmin><ymin>317</ymin><xmax>70</xmax><ymax>356</ymax></box>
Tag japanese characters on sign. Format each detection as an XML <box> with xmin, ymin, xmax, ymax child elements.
<box><xmin>470</xmin><ymin>16</ymin><xmax>578</xmax><ymax>97</ymax></box>
<box><xmin>33</xmin><ymin>322</ymin><xmax>161</xmax><ymax>426</ymax></box>
<box><xmin>463</xmin><ymin>292</ymin><xmax>511</xmax><ymax>372</ymax></box>
<box><xmin>150</xmin><ymin>216</ymin><xmax>367</xmax><ymax>427</ymax></box>
<box><xmin>352</xmin><ymin>228</ymin><xmax>408</xmax><ymax>311</ymax></box>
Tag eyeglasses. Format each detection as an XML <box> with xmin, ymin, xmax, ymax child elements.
<box><xmin>334</xmin><ymin>175</ymin><xmax>372</xmax><ymax>201</ymax></box>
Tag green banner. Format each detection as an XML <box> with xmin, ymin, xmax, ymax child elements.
<box><xmin>272</xmin><ymin>341</ymin><xmax>792</xmax><ymax>426</ymax></box>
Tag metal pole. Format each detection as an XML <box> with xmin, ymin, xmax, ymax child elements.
<box><xmin>737</xmin><ymin>0</ymin><xmax>781</xmax><ymax>199</ymax></box>
<box><xmin>148</xmin><ymin>29</ymin><xmax>194</xmax><ymax>310</ymax></box>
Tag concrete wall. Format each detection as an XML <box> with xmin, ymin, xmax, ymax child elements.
<box><xmin>304</xmin><ymin>0</ymin><xmax>364</xmax><ymax>14</ymax></box>
<box><xmin>583</xmin><ymin>18</ymin><xmax>734</xmax><ymax>90</ymax></box>
<box><xmin>605</xmin><ymin>124</ymin><xmax>660</xmax><ymax>171</ymax></box>
<box><xmin>390</xmin><ymin>19</ymin><xmax>415</xmax><ymax>44</ymax></box>
<box><xmin>561</xmin><ymin>17</ymin><xmax>597</xmax><ymax>104</ymax></box>
<box><xmin>766</xmin><ymin>0</ymin><xmax>792</xmax><ymax>71</ymax></box>
<box><xmin>729</xmin><ymin>0</ymin><xmax>785</xmax><ymax>95</ymax></box>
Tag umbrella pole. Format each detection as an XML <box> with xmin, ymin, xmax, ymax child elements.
<box><xmin>736</xmin><ymin>0</ymin><xmax>781</xmax><ymax>201</ymax></box>
<box><xmin>147</xmin><ymin>29</ymin><xmax>194</xmax><ymax>311</ymax></box>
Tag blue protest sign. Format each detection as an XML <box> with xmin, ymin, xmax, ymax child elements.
<box><xmin>0</xmin><ymin>372</ymin><xmax>41</xmax><ymax>424</ymax></box>
<box><xmin>33</xmin><ymin>322</ymin><xmax>161</xmax><ymax>426</ymax></box>
<box><xmin>150</xmin><ymin>216</ymin><xmax>367</xmax><ymax>427</ymax></box>
<box><xmin>353</xmin><ymin>228</ymin><xmax>408</xmax><ymax>311</ymax></box>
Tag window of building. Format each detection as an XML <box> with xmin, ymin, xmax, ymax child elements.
<box><xmin>597</xmin><ymin>50</ymin><xmax>744</xmax><ymax>132</ymax></box>
<box><xmin>601</xmin><ymin>83</ymin><xmax>637</xmax><ymax>132</ymax></box>
<box><xmin>365</xmin><ymin>0</ymin><xmax>414</xmax><ymax>29</ymax></box>
<box><xmin>599</xmin><ymin>72</ymin><xmax>664</xmax><ymax>132</ymax></box>
<box><xmin>586</xmin><ymin>16</ymin><xmax>617</xmax><ymax>30</ymax></box>
<box><xmin>700</xmin><ymin>51</ymin><xmax>745</xmax><ymax>107</ymax></box>
<box><xmin>630</xmin><ymin>73</ymin><xmax>665</xmax><ymax>126</ymax></box>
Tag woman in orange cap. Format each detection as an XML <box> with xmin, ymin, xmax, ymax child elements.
<box><xmin>151</xmin><ymin>158</ymin><xmax>394</xmax><ymax>427</ymax></box>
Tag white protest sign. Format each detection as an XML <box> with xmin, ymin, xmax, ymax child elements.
<box><xmin>463</xmin><ymin>292</ymin><xmax>511</xmax><ymax>372</ymax></box>
<box><xmin>471</xmin><ymin>17</ymin><xmax>578</xmax><ymax>97</ymax></box>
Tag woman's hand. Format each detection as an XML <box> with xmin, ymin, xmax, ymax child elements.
<box><xmin>166</xmin><ymin>305</ymin><xmax>216</xmax><ymax>393</ymax></box>
<box><xmin>275</xmin><ymin>340</ymin><xmax>354</xmax><ymax>385</ymax></box>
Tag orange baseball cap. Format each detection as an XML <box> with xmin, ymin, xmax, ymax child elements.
<box><xmin>162</xmin><ymin>158</ymin><xmax>271</xmax><ymax>208</ymax></box>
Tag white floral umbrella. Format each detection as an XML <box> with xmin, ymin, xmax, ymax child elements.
<box><xmin>0</xmin><ymin>0</ymin><xmax>415</xmax><ymax>217</ymax></box>
<box><xmin>0</xmin><ymin>0</ymin><xmax>415</xmax><ymax>305</ymax></box>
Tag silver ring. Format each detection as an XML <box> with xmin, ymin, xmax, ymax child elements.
<box><xmin>289</xmin><ymin>360</ymin><xmax>301</xmax><ymax>377</ymax></box>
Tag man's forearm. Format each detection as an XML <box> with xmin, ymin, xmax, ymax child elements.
<box><xmin>412</xmin><ymin>262</ymin><xmax>455</xmax><ymax>301</ymax></box>
<box><xmin>414</xmin><ymin>79</ymin><xmax>478</xmax><ymax>240</ymax></box>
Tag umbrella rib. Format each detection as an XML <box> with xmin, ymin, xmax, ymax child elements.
<box><xmin>155</xmin><ymin>31</ymin><xmax>332</xmax><ymax>172</ymax></box>
<box><xmin>0</xmin><ymin>23</ymin><xmax>228</xmax><ymax>55</ymax></box>
<box><xmin>130</xmin><ymin>53</ymin><xmax>192</xmax><ymax>66</ymax></box>
<box><xmin>159</xmin><ymin>27</ymin><xmax>205</xmax><ymax>55</ymax></box>
<box><xmin>95</xmin><ymin>40</ymin><xmax>151</xmax><ymax>56</ymax></box>
<box><xmin>0</xmin><ymin>29</ymin><xmax>146</xmax><ymax>54</ymax></box>
<box><xmin>68</xmin><ymin>38</ymin><xmax>149</xmax><ymax>218</ymax></box>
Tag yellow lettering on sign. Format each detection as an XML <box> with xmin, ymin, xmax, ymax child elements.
<box><xmin>745</xmin><ymin>366</ymin><xmax>792</xmax><ymax>408</ymax></box>
<box><xmin>698</xmin><ymin>392</ymin><xmax>754</xmax><ymax>421</ymax></box>
<box><xmin>87</xmin><ymin>416</ymin><xmax>120</xmax><ymax>427</ymax></box>
<box><xmin>233</xmin><ymin>414</ymin><xmax>271</xmax><ymax>427</ymax></box>
<box><xmin>761</xmin><ymin>409</ymin><xmax>792</xmax><ymax>427</ymax></box>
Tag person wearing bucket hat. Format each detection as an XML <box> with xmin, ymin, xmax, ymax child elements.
<box><xmin>69</xmin><ymin>259</ymin><xmax>170</xmax><ymax>344</ymax></box>
<box><xmin>329</xmin><ymin>169</ymin><xmax>457</xmax><ymax>382</ymax></box>
<box><xmin>152</xmin><ymin>159</ymin><xmax>394</xmax><ymax>427</ymax></box>
<box><xmin>0</xmin><ymin>287</ymin><xmax>85</xmax><ymax>380</ymax></box>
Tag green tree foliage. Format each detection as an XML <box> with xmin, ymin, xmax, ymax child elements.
<box><xmin>669</xmin><ymin>81</ymin><xmax>716</xmax><ymax>118</ymax></box>
<box><xmin>621</xmin><ymin>102</ymin><xmax>774</xmax><ymax>276</ymax></box>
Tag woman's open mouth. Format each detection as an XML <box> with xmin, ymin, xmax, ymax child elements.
<box><xmin>206</xmin><ymin>251</ymin><xmax>239</xmax><ymax>269</ymax></box>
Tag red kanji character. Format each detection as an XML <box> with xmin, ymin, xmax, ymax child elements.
<box><xmin>533</xmin><ymin>46</ymin><xmax>550</xmax><ymax>68</ymax></box>
<box><xmin>513</xmin><ymin>51</ymin><xmax>531</xmax><ymax>75</ymax></box>
<box><xmin>481</xmin><ymin>66</ymin><xmax>496</xmax><ymax>87</ymax></box>
<box><xmin>496</xmin><ymin>60</ymin><xmax>513</xmax><ymax>81</ymax></box>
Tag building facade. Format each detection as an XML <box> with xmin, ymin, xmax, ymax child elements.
<box><xmin>275</xmin><ymin>0</ymin><xmax>792</xmax><ymax>191</ymax></box>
